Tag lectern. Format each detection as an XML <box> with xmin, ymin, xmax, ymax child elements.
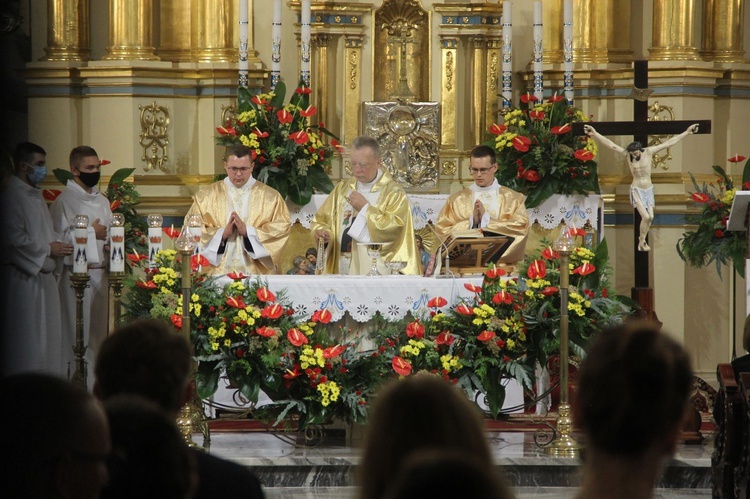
<box><xmin>438</xmin><ymin>232</ymin><xmax>511</xmax><ymax>276</ymax></box>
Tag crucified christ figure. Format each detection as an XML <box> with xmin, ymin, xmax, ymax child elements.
<box><xmin>584</xmin><ymin>123</ymin><xmax>699</xmax><ymax>251</ymax></box>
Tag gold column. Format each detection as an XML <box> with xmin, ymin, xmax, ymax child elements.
<box><xmin>485</xmin><ymin>37</ymin><xmax>501</xmax><ymax>128</ymax></box>
<box><xmin>544</xmin><ymin>0</ymin><xmax>564</xmax><ymax>63</ymax></box>
<box><xmin>158</xmin><ymin>0</ymin><xmax>192</xmax><ymax>62</ymax></box>
<box><xmin>103</xmin><ymin>0</ymin><xmax>158</xmax><ymax>60</ymax></box>
<box><xmin>649</xmin><ymin>0</ymin><xmax>700</xmax><ymax>60</ymax></box>
<box><xmin>42</xmin><ymin>0</ymin><xmax>90</xmax><ymax>61</ymax></box>
<box><xmin>192</xmin><ymin>0</ymin><xmax>236</xmax><ymax>62</ymax></box>
<box><xmin>440</xmin><ymin>36</ymin><xmax>458</xmax><ymax>149</ymax></box>
<box><xmin>343</xmin><ymin>36</ymin><xmax>363</xmax><ymax>144</ymax></box>
<box><xmin>574</xmin><ymin>0</ymin><xmax>596</xmax><ymax>62</ymax></box>
<box><xmin>312</xmin><ymin>34</ymin><xmax>333</xmax><ymax>127</ymax></box>
<box><xmin>701</xmin><ymin>0</ymin><xmax>745</xmax><ymax>62</ymax></box>
<box><xmin>471</xmin><ymin>36</ymin><xmax>487</xmax><ymax>147</ymax></box>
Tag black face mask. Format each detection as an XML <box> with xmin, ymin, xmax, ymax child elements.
<box><xmin>78</xmin><ymin>170</ymin><xmax>101</xmax><ymax>188</ymax></box>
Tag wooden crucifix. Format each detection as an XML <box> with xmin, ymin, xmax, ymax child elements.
<box><xmin>571</xmin><ymin>60</ymin><xmax>712</xmax><ymax>321</ymax></box>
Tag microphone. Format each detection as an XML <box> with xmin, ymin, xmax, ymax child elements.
<box><xmin>423</xmin><ymin>221</ymin><xmax>454</xmax><ymax>279</ymax></box>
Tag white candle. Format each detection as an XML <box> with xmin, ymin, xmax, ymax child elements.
<box><xmin>271</xmin><ymin>0</ymin><xmax>282</xmax><ymax>88</ymax></box>
<box><xmin>187</xmin><ymin>213</ymin><xmax>203</xmax><ymax>255</ymax></box>
<box><xmin>73</xmin><ymin>214</ymin><xmax>89</xmax><ymax>274</ymax></box>
<box><xmin>239</xmin><ymin>0</ymin><xmax>249</xmax><ymax>88</ymax></box>
<box><xmin>563</xmin><ymin>0</ymin><xmax>574</xmax><ymax>105</ymax></box>
<box><xmin>147</xmin><ymin>214</ymin><xmax>163</xmax><ymax>268</ymax></box>
<box><xmin>501</xmin><ymin>1</ymin><xmax>512</xmax><ymax>108</ymax></box>
<box><xmin>533</xmin><ymin>0</ymin><xmax>543</xmax><ymax>101</ymax></box>
<box><xmin>300</xmin><ymin>0</ymin><xmax>311</xmax><ymax>86</ymax></box>
<box><xmin>109</xmin><ymin>213</ymin><xmax>125</xmax><ymax>273</ymax></box>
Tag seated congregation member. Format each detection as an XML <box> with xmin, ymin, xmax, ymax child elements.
<box><xmin>713</xmin><ymin>313</ymin><xmax>750</xmax><ymax>425</ymax></box>
<box><xmin>435</xmin><ymin>145</ymin><xmax>529</xmax><ymax>267</ymax></box>
<box><xmin>94</xmin><ymin>319</ymin><xmax>266</xmax><ymax>499</ymax></box>
<box><xmin>573</xmin><ymin>322</ymin><xmax>693</xmax><ymax>499</ymax></box>
<box><xmin>185</xmin><ymin>144</ymin><xmax>290</xmax><ymax>275</ymax></box>
<box><xmin>358</xmin><ymin>373</ymin><xmax>510</xmax><ymax>499</ymax></box>
<box><xmin>311</xmin><ymin>136</ymin><xmax>420</xmax><ymax>275</ymax></box>
<box><xmin>0</xmin><ymin>373</ymin><xmax>110</xmax><ymax>499</ymax></box>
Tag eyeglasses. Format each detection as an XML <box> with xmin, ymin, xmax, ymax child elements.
<box><xmin>469</xmin><ymin>167</ymin><xmax>494</xmax><ymax>175</ymax></box>
<box><xmin>227</xmin><ymin>167</ymin><xmax>252</xmax><ymax>174</ymax></box>
<box><xmin>350</xmin><ymin>162</ymin><xmax>373</xmax><ymax>170</ymax></box>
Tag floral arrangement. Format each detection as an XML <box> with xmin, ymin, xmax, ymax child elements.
<box><xmin>677</xmin><ymin>155</ymin><xmax>750</xmax><ymax>276</ymax></box>
<box><xmin>486</xmin><ymin>94</ymin><xmax>600</xmax><ymax>208</ymax></box>
<box><xmin>217</xmin><ymin>81</ymin><xmax>339</xmax><ymax>206</ymax></box>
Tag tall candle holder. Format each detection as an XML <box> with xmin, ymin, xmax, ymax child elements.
<box><xmin>544</xmin><ymin>227</ymin><xmax>582</xmax><ymax>457</ymax></box>
<box><xmin>147</xmin><ymin>213</ymin><xmax>163</xmax><ymax>268</ymax></box>
<box><xmin>109</xmin><ymin>213</ymin><xmax>126</xmax><ymax>326</ymax></box>
<box><xmin>71</xmin><ymin>214</ymin><xmax>91</xmax><ymax>387</ymax></box>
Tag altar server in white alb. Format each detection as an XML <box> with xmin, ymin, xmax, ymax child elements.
<box><xmin>0</xmin><ymin>142</ymin><xmax>72</xmax><ymax>376</ymax></box>
<box><xmin>435</xmin><ymin>145</ymin><xmax>530</xmax><ymax>267</ymax></box>
<box><xmin>50</xmin><ymin>146</ymin><xmax>112</xmax><ymax>376</ymax></box>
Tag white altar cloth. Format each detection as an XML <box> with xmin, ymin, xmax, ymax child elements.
<box><xmin>214</xmin><ymin>274</ymin><xmax>484</xmax><ymax>323</ymax></box>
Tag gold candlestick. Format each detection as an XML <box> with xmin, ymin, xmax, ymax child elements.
<box><xmin>69</xmin><ymin>273</ymin><xmax>91</xmax><ymax>387</ymax></box>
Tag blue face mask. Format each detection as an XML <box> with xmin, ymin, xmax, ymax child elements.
<box><xmin>27</xmin><ymin>164</ymin><xmax>47</xmax><ymax>186</ymax></box>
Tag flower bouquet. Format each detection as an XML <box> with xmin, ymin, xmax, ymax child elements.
<box><xmin>486</xmin><ymin>94</ymin><xmax>600</xmax><ymax>208</ymax></box>
<box><xmin>217</xmin><ymin>81</ymin><xmax>339</xmax><ymax>206</ymax></box>
<box><xmin>677</xmin><ymin>155</ymin><xmax>750</xmax><ymax>276</ymax></box>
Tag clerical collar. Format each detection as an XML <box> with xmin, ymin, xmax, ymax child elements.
<box><xmin>469</xmin><ymin>178</ymin><xmax>499</xmax><ymax>193</ymax></box>
<box><xmin>357</xmin><ymin>169</ymin><xmax>382</xmax><ymax>191</ymax></box>
<box><xmin>224</xmin><ymin>175</ymin><xmax>256</xmax><ymax>193</ymax></box>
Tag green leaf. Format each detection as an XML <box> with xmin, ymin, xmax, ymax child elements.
<box><xmin>266</xmin><ymin>172</ymin><xmax>289</xmax><ymax>200</ymax></box>
<box><xmin>288</xmin><ymin>177</ymin><xmax>313</xmax><ymax>206</ymax></box>
<box><xmin>742</xmin><ymin>157</ymin><xmax>750</xmax><ymax>186</ymax></box>
<box><xmin>269</xmin><ymin>81</ymin><xmax>287</xmax><ymax>109</ymax></box>
<box><xmin>484</xmin><ymin>369</ymin><xmax>506</xmax><ymax>419</ymax></box>
<box><xmin>524</xmin><ymin>180</ymin><xmax>557</xmax><ymax>209</ymax></box>
<box><xmin>53</xmin><ymin>168</ymin><xmax>74</xmax><ymax>185</ymax></box>
<box><xmin>108</xmin><ymin>168</ymin><xmax>135</xmax><ymax>189</ymax></box>
<box><xmin>238</xmin><ymin>86</ymin><xmax>253</xmax><ymax>110</ymax></box>
<box><xmin>307</xmin><ymin>164</ymin><xmax>334</xmax><ymax>194</ymax></box>
<box><xmin>196</xmin><ymin>361</ymin><xmax>220</xmax><ymax>399</ymax></box>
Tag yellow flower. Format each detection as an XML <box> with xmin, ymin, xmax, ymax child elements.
<box><xmin>722</xmin><ymin>189</ymin><xmax>736</xmax><ymax>205</ymax></box>
<box><xmin>224</xmin><ymin>339</ymin><xmax>231</xmax><ymax>347</ymax></box>
<box><xmin>191</xmin><ymin>293</ymin><xmax>199</xmax><ymax>302</ymax></box>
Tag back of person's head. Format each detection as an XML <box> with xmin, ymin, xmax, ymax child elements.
<box><xmin>101</xmin><ymin>395</ymin><xmax>196</xmax><ymax>499</ymax></box>
<box><xmin>0</xmin><ymin>373</ymin><xmax>110</xmax><ymax>498</ymax></box>
<box><xmin>94</xmin><ymin>319</ymin><xmax>193</xmax><ymax>415</ymax></box>
<box><xmin>358</xmin><ymin>373</ymin><xmax>492</xmax><ymax>499</ymax></box>
<box><xmin>69</xmin><ymin>145</ymin><xmax>99</xmax><ymax>167</ymax></box>
<box><xmin>384</xmin><ymin>450</ymin><xmax>513</xmax><ymax>499</ymax></box>
<box><xmin>574</xmin><ymin>322</ymin><xmax>693</xmax><ymax>458</ymax></box>
<box><xmin>13</xmin><ymin>141</ymin><xmax>46</xmax><ymax>173</ymax></box>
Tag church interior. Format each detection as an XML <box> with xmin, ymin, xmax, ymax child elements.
<box><xmin>2</xmin><ymin>0</ymin><xmax>750</xmax><ymax>496</ymax></box>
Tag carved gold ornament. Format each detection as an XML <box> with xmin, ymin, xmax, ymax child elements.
<box><xmin>139</xmin><ymin>101</ymin><xmax>170</xmax><ymax>172</ymax></box>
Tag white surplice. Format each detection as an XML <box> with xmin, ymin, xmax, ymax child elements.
<box><xmin>50</xmin><ymin>180</ymin><xmax>112</xmax><ymax>377</ymax></box>
<box><xmin>0</xmin><ymin>176</ymin><xmax>64</xmax><ymax>376</ymax></box>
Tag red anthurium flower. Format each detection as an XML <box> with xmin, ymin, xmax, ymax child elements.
<box><xmin>261</xmin><ymin>303</ymin><xmax>284</xmax><ymax>319</ymax></box>
<box><xmin>256</xmin><ymin>287</ymin><xmax>276</xmax><ymax>303</ymax></box>
<box><xmin>127</xmin><ymin>251</ymin><xmax>148</xmax><ymax>263</ymax></box>
<box><xmin>427</xmin><ymin>296</ymin><xmax>448</xmax><ymax>308</ymax></box>
<box><xmin>191</xmin><ymin>254</ymin><xmax>210</xmax><ymax>272</ymax></box>
<box><xmin>406</xmin><ymin>321</ymin><xmax>425</xmax><ymax>339</ymax></box>
<box><xmin>171</xmin><ymin>314</ymin><xmax>182</xmax><ymax>329</ymax></box>
<box><xmin>527</xmin><ymin>259</ymin><xmax>547</xmax><ymax>279</ymax></box>
<box><xmin>523</xmin><ymin>170</ymin><xmax>540</xmax><ymax>182</ymax></box>
<box><xmin>551</xmin><ymin>124</ymin><xmax>572</xmax><ymax>135</ymax></box>
<box><xmin>135</xmin><ymin>279</ymin><xmax>157</xmax><ymax>290</ymax></box>
<box><xmin>43</xmin><ymin>189</ymin><xmax>62</xmax><ymax>202</ymax></box>
<box><xmin>163</xmin><ymin>227</ymin><xmax>180</xmax><ymax>239</ymax></box>
<box><xmin>743</xmin><ymin>181</ymin><xmax>750</xmax><ymax>190</ymax></box>
<box><xmin>295</xmin><ymin>86</ymin><xmax>313</xmax><ymax>95</ymax></box>
<box><xmin>250</xmin><ymin>96</ymin><xmax>265</xmax><ymax>105</ymax></box>
<box><xmin>226</xmin><ymin>296</ymin><xmax>247</xmax><ymax>309</ymax></box>
<box><xmin>253</xmin><ymin>128</ymin><xmax>269</xmax><ymax>138</ymax></box>
<box><xmin>520</xmin><ymin>92</ymin><xmax>538</xmax><ymax>104</ymax></box>
<box><xmin>496</xmin><ymin>338</ymin><xmax>506</xmax><ymax>349</ymax></box>
<box><xmin>289</xmin><ymin>130</ymin><xmax>309</xmax><ymax>145</ymax></box>
<box><xmin>691</xmin><ymin>192</ymin><xmax>710</xmax><ymax>203</ymax></box>
<box><xmin>464</xmin><ymin>283</ymin><xmax>482</xmax><ymax>293</ymax></box>
<box><xmin>300</xmin><ymin>105</ymin><xmax>317</xmax><ymax>118</ymax></box>
<box><xmin>540</xmin><ymin>286</ymin><xmax>558</xmax><ymax>296</ymax></box>
<box><xmin>548</xmin><ymin>94</ymin><xmax>564</xmax><ymax>103</ymax></box>
<box><xmin>436</xmin><ymin>330</ymin><xmax>455</xmax><ymax>346</ymax></box>
<box><xmin>323</xmin><ymin>345</ymin><xmax>346</xmax><ymax>359</ymax></box>
<box><xmin>216</xmin><ymin>125</ymin><xmax>237</xmax><ymax>136</ymax></box>
<box><xmin>489</xmin><ymin>123</ymin><xmax>507</xmax><ymax>135</ymax></box>
<box><xmin>455</xmin><ymin>304</ymin><xmax>474</xmax><ymax>316</ymax></box>
<box><xmin>542</xmin><ymin>246</ymin><xmax>560</xmax><ymax>260</ymax></box>
<box><xmin>283</xmin><ymin>365</ymin><xmax>302</xmax><ymax>380</ymax></box>
<box><xmin>485</xmin><ymin>266</ymin><xmax>506</xmax><ymax>279</ymax></box>
<box><xmin>568</xmin><ymin>227</ymin><xmax>586</xmax><ymax>237</ymax></box>
<box><xmin>226</xmin><ymin>271</ymin><xmax>247</xmax><ymax>280</ymax></box>
<box><xmin>331</xmin><ymin>139</ymin><xmax>345</xmax><ymax>153</ymax></box>
<box><xmin>529</xmin><ymin>110</ymin><xmax>546</xmax><ymax>121</ymax></box>
<box><xmin>100</xmin><ymin>159</ymin><xmax>111</xmax><ymax>166</ymax></box>
<box><xmin>512</xmin><ymin>136</ymin><xmax>532</xmax><ymax>152</ymax></box>
<box><xmin>477</xmin><ymin>330</ymin><xmax>496</xmax><ymax>342</ymax></box>
<box><xmin>109</xmin><ymin>200</ymin><xmax>121</xmax><ymax>211</ymax></box>
<box><xmin>256</xmin><ymin>326</ymin><xmax>276</xmax><ymax>338</ymax></box>
<box><xmin>574</xmin><ymin>149</ymin><xmax>595</xmax><ymax>161</ymax></box>
<box><xmin>573</xmin><ymin>262</ymin><xmax>596</xmax><ymax>276</ymax></box>
<box><xmin>312</xmin><ymin>309</ymin><xmax>333</xmax><ymax>324</ymax></box>
<box><xmin>392</xmin><ymin>356</ymin><xmax>412</xmax><ymax>376</ymax></box>
<box><xmin>276</xmin><ymin>109</ymin><xmax>293</xmax><ymax>124</ymax></box>
<box><xmin>287</xmin><ymin>328</ymin><xmax>308</xmax><ymax>347</ymax></box>
<box><xmin>728</xmin><ymin>155</ymin><xmax>747</xmax><ymax>163</ymax></box>
<box><xmin>492</xmin><ymin>291</ymin><xmax>513</xmax><ymax>305</ymax></box>
<box><xmin>715</xmin><ymin>229</ymin><xmax>725</xmax><ymax>238</ymax></box>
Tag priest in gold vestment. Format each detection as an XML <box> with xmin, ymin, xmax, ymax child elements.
<box><xmin>186</xmin><ymin>144</ymin><xmax>290</xmax><ymax>275</ymax></box>
<box><xmin>311</xmin><ymin>136</ymin><xmax>420</xmax><ymax>275</ymax></box>
<box><xmin>435</xmin><ymin>145</ymin><xmax>529</xmax><ymax>266</ymax></box>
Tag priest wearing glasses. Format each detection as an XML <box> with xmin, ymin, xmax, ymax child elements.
<box><xmin>435</xmin><ymin>145</ymin><xmax>529</xmax><ymax>267</ymax></box>
<box><xmin>185</xmin><ymin>144</ymin><xmax>290</xmax><ymax>275</ymax></box>
<box><xmin>311</xmin><ymin>136</ymin><xmax>420</xmax><ymax>275</ymax></box>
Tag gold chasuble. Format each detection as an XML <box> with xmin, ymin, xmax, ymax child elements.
<box><xmin>435</xmin><ymin>185</ymin><xmax>530</xmax><ymax>265</ymax></box>
<box><xmin>186</xmin><ymin>179</ymin><xmax>290</xmax><ymax>275</ymax></box>
<box><xmin>311</xmin><ymin>171</ymin><xmax>420</xmax><ymax>275</ymax></box>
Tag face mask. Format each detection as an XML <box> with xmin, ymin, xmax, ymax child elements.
<box><xmin>77</xmin><ymin>170</ymin><xmax>101</xmax><ymax>188</ymax></box>
<box><xmin>27</xmin><ymin>164</ymin><xmax>47</xmax><ymax>186</ymax></box>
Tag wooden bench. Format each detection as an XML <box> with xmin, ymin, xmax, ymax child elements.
<box><xmin>712</xmin><ymin>364</ymin><xmax>744</xmax><ymax>498</ymax></box>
